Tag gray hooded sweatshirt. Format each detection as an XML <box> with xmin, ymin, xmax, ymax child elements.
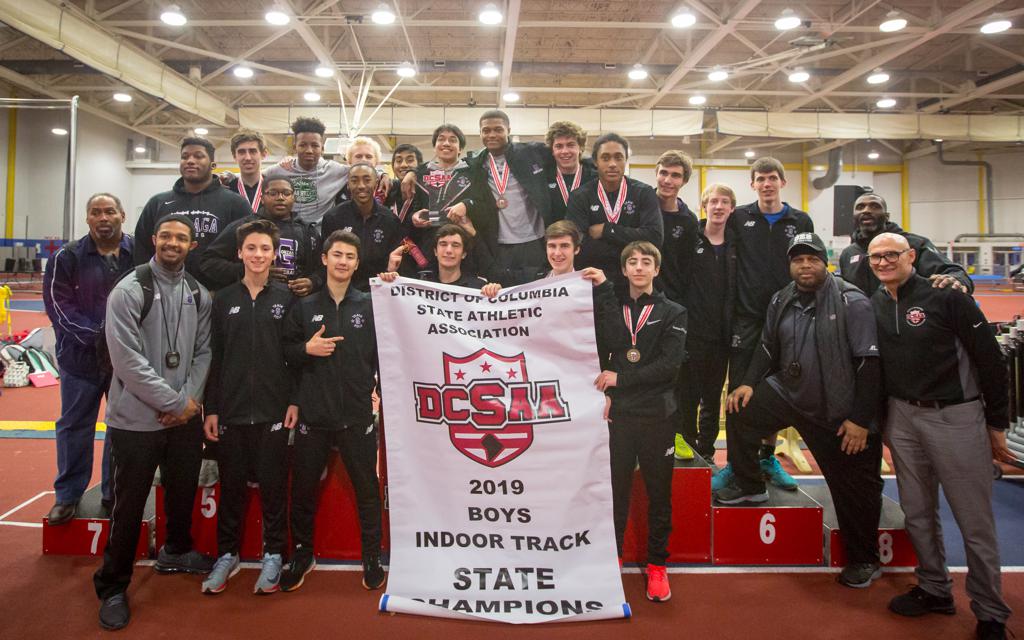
<box><xmin>104</xmin><ymin>258</ymin><xmax>212</xmax><ymax>432</ymax></box>
<box><xmin>265</xmin><ymin>157</ymin><xmax>349</xmax><ymax>228</ymax></box>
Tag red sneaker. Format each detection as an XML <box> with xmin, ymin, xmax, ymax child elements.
<box><xmin>645</xmin><ymin>564</ymin><xmax>671</xmax><ymax>602</ymax></box>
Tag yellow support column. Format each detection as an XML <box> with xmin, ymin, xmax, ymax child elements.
<box><xmin>698</xmin><ymin>166</ymin><xmax>707</xmax><ymax>219</ymax></box>
<box><xmin>4</xmin><ymin>108</ymin><xmax>15</xmax><ymax>239</ymax></box>
<box><xmin>801</xmin><ymin>156</ymin><xmax>809</xmax><ymax>213</ymax></box>
<box><xmin>901</xmin><ymin>160</ymin><xmax>910</xmax><ymax>231</ymax></box>
<box><xmin>977</xmin><ymin>153</ymin><xmax>986</xmax><ymax>234</ymax></box>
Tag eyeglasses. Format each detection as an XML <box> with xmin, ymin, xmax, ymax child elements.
<box><xmin>867</xmin><ymin>248</ymin><xmax>910</xmax><ymax>265</ymax></box>
<box><xmin>265</xmin><ymin>190</ymin><xmax>293</xmax><ymax>198</ymax></box>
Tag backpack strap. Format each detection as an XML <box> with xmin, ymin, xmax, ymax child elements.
<box><xmin>134</xmin><ymin>264</ymin><xmax>155</xmax><ymax>322</ymax></box>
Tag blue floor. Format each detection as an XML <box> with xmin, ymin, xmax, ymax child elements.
<box><xmin>803</xmin><ymin>477</ymin><xmax>1024</xmax><ymax>568</ymax></box>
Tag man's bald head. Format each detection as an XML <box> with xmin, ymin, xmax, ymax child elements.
<box><xmin>868</xmin><ymin>232</ymin><xmax>914</xmax><ymax>288</ymax></box>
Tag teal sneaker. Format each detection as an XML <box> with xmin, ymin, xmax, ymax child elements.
<box><xmin>710</xmin><ymin>463</ymin><xmax>734</xmax><ymax>491</ymax></box>
<box><xmin>201</xmin><ymin>553</ymin><xmax>240</xmax><ymax>594</ymax></box>
<box><xmin>254</xmin><ymin>553</ymin><xmax>283</xmax><ymax>595</ymax></box>
<box><xmin>761</xmin><ymin>456</ymin><xmax>798</xmax><ymax>491</ymax></box>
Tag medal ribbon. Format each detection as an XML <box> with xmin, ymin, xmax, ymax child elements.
<box><xmin>622</xmin><ymin>303</ymin><xmax>654</xmax><ymax>347</ymax></box>
<box><xmin>487</xmin><ymin>154</ymin><xmax>510</xmax><ymax>198</ymax></box>
<box><xmin>555</xmin><ymin>168</ymin><xmax>583</xmax><ymax>205</ymax></box>
<box><xmin>237</xmin><ymin>174</ymin><xmax>263</xmax><ymax>212</ymax></box>
<box><xmin>598</xmin><ymin>179</ymin><xmax>628</xmax><ymax>224</ymax></box>
<box><xmin>393</xmin><ymin>198</ymin><xmax>414</xmax><ymax>222</ymax></box>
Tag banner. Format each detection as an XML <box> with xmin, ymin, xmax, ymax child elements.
<box><xmin>372</xmin><ymin>273</ymin><xmax>629</xmax><ymax>624</ymax></box>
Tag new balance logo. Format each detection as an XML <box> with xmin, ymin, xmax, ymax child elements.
<box><xmin>228</xmin><ymin>306</ymin><xmax>240</xmax><ymax>315</ymax></box>
<box><xmin>312</xmin><ymin>314</ymin><xmax>324</xmax><ymax>322</ymax></box>
<box><xmin>744</xmin><ymin>220</ymin><xmax>757</xmax><ymax>227</ymax></box>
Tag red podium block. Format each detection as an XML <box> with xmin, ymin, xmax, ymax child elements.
<box><xmin>42</xmin><ymin>487</ymin><xmax>151</xmax><ymax>559</ymax></box>
<box><xmin>621</xmin><ymin>458</ymin><xmax>713</xmax><ymax>563</ymax></box>
<box><xmin>712</xmin><ymin>486</ymin><xmax>824</xmax><ymax>565</ymax></box>
<box><xmin>155</xmin><ymin>484</ymin><xmax>264</xmax><ymax>560</ymax></box>
<box><xmin>312</xmin><ymin>452</ymin><xmax>390</xmax><ymax>560</ymax></box>
<box><xmin>802</xmin><ymin>485</ymin><xmax>918</xmax><ymax>568</ymax></box>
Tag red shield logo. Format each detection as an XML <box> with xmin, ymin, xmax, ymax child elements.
<box><xmin>443</xmin><ymin>349</ymin><xmax>534</xmax><ymax>468</ymax></box>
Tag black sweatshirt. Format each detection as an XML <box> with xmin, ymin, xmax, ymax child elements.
<box><xmin>320</xmin><ymin>200</ymin><xmax>404</xmax><ymax>291</ymax></box>
<box><xmin>283</xmin><ymin>286</ymin><xmax>378</xmax><ymax>429</ymax></box>
<box><xmin>729</xmin><ymin>202</ymin><xmax>814</xmax><ymax>321</ymax></box>
<box><xmin>839</xmin><ymin>221</ymin><xmax>973</xmax><ymax>295</ymax></box>
<box><xmin>134</xmin><ymin>178</ymin><xmax>252</xmax><ymax>290</ymax></box>
<box><xmin>545</xmin><ymin>159</ymin><xmax>598</xmax><ymax>222</ymax></box>
<box><xmin>204</xmin><ymin>280</ymin><xmax>295</xmax><ymax>425</ymax></box>
<box><xmin>199</xmin><ymin>212</ymin><xmax>323</xmax><ymax>291</ymax></box>
<box><xmin>598</xmin><ymin>289</ymin><xmax>687</xmax><ymax>421</ymax></box>
<box><xmin>655</xmin><ymin>199</ymin><xmax>699</xmax><ymax>305</ymax></box>
<box><xmin>872</xmin><ymin>273</ymin><xmax>1008</xmax><ymax>429</ymax></box>
<box><xmin>681</xmin><ymin>221</ymin><xmax>736</xmax><ymax>345</ymax></box>
<box><xmin>566</xmin><ymin>177</ymin><xmax>664</xmax><ymax>292</ymax></box>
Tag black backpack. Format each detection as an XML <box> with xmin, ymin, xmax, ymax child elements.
<box><xmin>96</xmin><ymin>264</ymin><xmax>202</xmax><ymax>375</ymax></box>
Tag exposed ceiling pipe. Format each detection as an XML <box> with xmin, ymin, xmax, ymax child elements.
<box><xmin>811</xmin><ymin>147</ymin><xmax>844</xmax><ymax>189</ymax></box>
<box><xmin>937</xmin><ymin>142</ymin><xmax>994</xmax><ymax>233</ymax></box>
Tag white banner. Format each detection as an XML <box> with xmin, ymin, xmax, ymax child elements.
<box><xmin>372</xmin><ymin>273</ymin><xmax>629</xmax><ymax>624</ymax></box>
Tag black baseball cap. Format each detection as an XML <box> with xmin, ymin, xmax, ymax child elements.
<box><xmin>788</xmin><ymin>232</ymin><xmax>827</xmax><ymax>263</ymax></box>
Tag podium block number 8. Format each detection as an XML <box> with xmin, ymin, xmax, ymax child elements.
<box><xmin>878</xmin><ymin>532</ymin><xmax>894</xmax><ymax>565</ymax></box>
<box><xmin>759</xmin><ymin>513</ymin><xmax>776</xmax><ymax>545</ymax></box>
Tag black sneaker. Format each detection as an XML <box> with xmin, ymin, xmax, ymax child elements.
<box><xmin>362</xmin><ymin>555</ymin><xmax>386</xmax><ymax>590</ymax></box>
<box><xmin>714</xmin><ymin>482</ymin><xmax>769</xmax><ymax>505</ymax></box>
<box><xmin>888</xmin><ymin>585</ymin><xmax>956</xmax><ymax>617</ymax></box>
<box><xmin>154</xmin><ymin>546</ymin><xmax>215</xmax><ymax>574</ymax></box>
<box><xmin>836</xmin><ymin>562</ymin><xmax>882</xmax><ymax>589</ymax></box>
<box><xmin>98</xmin><ymin>593</ymin><xmax>130</xmax><ymax>631</ymax></box>
<box><xmin>976</xmin><ymin>619</ymin><xmax>1007</xmax><ymax>640</ymax></box>
<box><xmin>280</xmin><ymin>553</ymin><xmax>316</xmax><ymax>592</ymax></box>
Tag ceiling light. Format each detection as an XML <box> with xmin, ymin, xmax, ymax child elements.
<box><xmin>866</xmin><ymin>69</ymin><xmax>889</xmax><ymax>84</ymax></box>
<box><xmin>112</xmin><ymin>92</ymin><xmax>132</xmax><ymax>103</ymax></box>
<box><xmin>671</xmin><ymin>10</ymin><xmax>697</xmax><ymax>28</ymax></box>
<box><xmin>304</xmin><ymin>92</ymin><xmax>321</xmax><ymax>102</ymax></box>
<box><xmin>774</xmin><ymin>8</ymin><xmax>801</xmax><ymax>31</ymax></box>
<box><xmin>867</xmin><ymin>151</ymin><xmax>880</xmax><ymax>160</ymax></box>
<box><xmin>51</xmin><ymin>127</ymin><xmax>68</xmax><ymax>136</ymax></box>
<box><xmin>688</xmin><ymin>95</ymin><xmax>707</xmax><ymax>105</ymax></box>
<box><xmin>160</xmin><ymin>5</ymin><xmax>187</xmax><ymax>26</ymax></box>
<box><xmin>788</xmin><ymin>68</ymin><xmax>810</xmax><ymax>83</ymax></box>
<box><xmin>233</xmin><ymin>66</ymin><xmax>254</xmax><ymax>79</ymax></box>
<box><xmin>134</xmin><ymin>145</ymin><xmax>147</xmax><ymax>154</ymax></box>
<box><xmin>980</xmin><ymin>16</ymin><xmax>1011</xmax><ymax>34</ymax></box>
<box><xmin>502</xmin><ymin>92</ymin><xmax>520</xmax><ymax>102</ymax></box>
<box><xmin>744</xmin><ymin>150</ymin><xmax>756</xmax><ymax>158</ymax></box>
<box><xmin>265</xmin><ymin>9</ymin><xmax>290</xmax><ymax>25</ymax></box>
<box><xmin>876</xmin><ymin>97</ymin><xmax>896</xmax><ymax>108</ymax></box>
<box><xmin>478</xmin><ymin>3</ymin><xmax>503</xmax><ymax>25</ymax></box>
<box><xmin>708</xmin><ymin>67</ymin><xmax>729</xmax><ymax>82</ymax></box>
<box><xmin>879</xmin><ymin>11</ymin><xmax>907</xmax><ymax>32</ymax></box>
<box><xmin>396</xmin><ymin>61</ymin><xmax>416</xmax><ymax>78</ymax></box>
<box><xmin>628</xmin><ymin>64</ymin><xmax>648</xmax><ymax>80</ymax></box>
<box><xmin>194</xmin><ymin>127</ymin><xmax>209</xmax><ymax>135</ymax></box>
<box><xmin>371</xmin><ymin>4</ymin><xmax>396</xmax><ymax>25</ymax></box>
<box><xmin>315</xmin><ymin>66</ymin><xmax>335</xmax><ymax>78</ymax></box>
<box><xmin>480</xmin><ymin>61</ymin><xmax>500</xmax><ymax>78</ymax></box>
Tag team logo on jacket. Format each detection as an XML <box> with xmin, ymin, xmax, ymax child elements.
<box><xmin>413</xmin><ymin>348</ymin><xmax>570</xmax><ymax>468</ymax></box>
<box><xmin>271</xmin><ymin>303</ymin><xmax>285</xmax><ymax>320</ymax></box>
<box><xmin>785</xmin><ymin>224</ymin><xmax>797</xmax><ymax>239</ymax></box>
<box><xmin>455</xmin><ymin>175</ymin><xmax>471</xmax><ymax>189</ymax></box>
<box><xmin>351</xmin><ymin>313</ymin><xmax>365</xmax><ymax>328</ymax></box>
<box><xmin>373</xmin><ymin>228</ymin><xmax>385</xmax><ymax>244</ymax></box>
<box><xmin>906</xmin><ymin>307</ymin><xmax>927</xmax><ymax>326</ymax></box>
<box><xmin>623</xmin><ymin>201</ymin><xmax>635</xmax><ymax>216</ymax></box>
<box><xmin>672</xmin><ymin>226</ymin><xmax>684</xmax><ymax>239</ymax></box>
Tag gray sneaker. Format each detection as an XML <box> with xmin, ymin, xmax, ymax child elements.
<box><xmin>201</xmin><ymin>553</ymin><xmax>240</xmax><ymax>594</ymax></box>
<box><xmin>836</xmin><ymin>562</ymin><xmax>882</xmax><ymax>589</ymax></box>
<box><xmin>254</xmin><ymin>553</ymin><xmax>283</xmax><ymax>595</ymax></box>
<box><xmin>155</xmin><ymin>546</ymin><xmax>215</xmax><ymax>574</ymax></box>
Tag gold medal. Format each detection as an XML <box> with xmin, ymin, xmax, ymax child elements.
<box><xmin>626</xmin><ymin>348</ymin><xmax>641</xmax><ymax>363</ymax></box>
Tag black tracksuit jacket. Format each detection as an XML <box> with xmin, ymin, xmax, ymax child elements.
<box><xmin>204</xmin><ymin>280</ymin><xmax>296</xmax><ymax>425</ymax></box>
<box><xmin>655</xmin><ymin>199</ymin><xmax>700</xmax><ymax>305</ymax></box>
<box><xmin>729</xmin><ymin>202</ymin><xmax>814</xmax><ymax>322</ymax></box>
<box><xmin>320</xmin><ymin>200</ymin><xmax>404</xmax><ymax>291</ymax></box>
<box><xmin>545</xmin><ymin>159</ymin><xmax>598</xmax><ymax>222</ymax></box>
<box><xmin>283</xmin><ymin>286</ymin><xmax>378</xmax><ymax>429</ymax></box>
<box><xmin>872</xmin><ymin>273</ymin><xmax>1007</xmax><ymax>429</ymax></box>
<box><xmin>681</xmin><ymin>221</ymin><xmax>736</xmax><ymax>345</ymax></box>
<box><xmin>599</xmin><ymin>289</ymin><xmax>687</xmax><ymax>421</ymax></box>
<box><xmin>134</xmin><ymin>178</ymin><xmax>252</xmax><ymax>290</ymax></box>
<box><xmin>839</xmin><ymin>222</ymin><xmax>973</xmax><ymax>295</ymax></box>
<box><xmin>199</xmin><ymin>212</ymin><xmax>323</xmax><ymax>291</ymax></box>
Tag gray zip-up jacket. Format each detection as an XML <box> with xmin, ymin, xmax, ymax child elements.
<box><xmin>104</xmin><ymin>258</ymin><xmax>212</xmax><ymax>431</ymax></box>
